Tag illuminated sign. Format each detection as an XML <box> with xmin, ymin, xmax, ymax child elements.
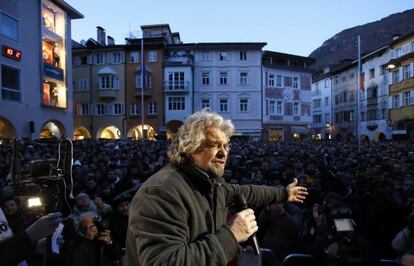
<box><xmin>2</xmin><ymin>45</ymin><xmax>21</xmax><ymax>61</ymax></box>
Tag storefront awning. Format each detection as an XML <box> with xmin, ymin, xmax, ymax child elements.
<box><xmin>292</xmin><ymin>126</ymin><xmax>308</xmax><ymax>134</ymax></box>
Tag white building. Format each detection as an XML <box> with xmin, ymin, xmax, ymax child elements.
<box><xmin>311</xmin><ymin>72</ymin><xmax>333</xmax><ymax>140</ymax></box>
<box><xmin>163</xmin><ymin>43</ymin><xmax>194</xmax><ymax>138</ymax></box>
<box><xmin>359</xmin><ymin>46</ymin><xmax>392</xmax><ymax>141</ymax></box>
<box><xmin>0</xmin><ymin>0</ymin><xmax>82</xmax><ymax>139</ymax></box>
<box><xmin>193</xmin><ymin>43</ymin><xmax>265</xmax><ymax>138</ymax></box>
<box><xmin>262</xmin><ymin>51</ymin><xmax>314</xmax><ymax>141</ymax></box>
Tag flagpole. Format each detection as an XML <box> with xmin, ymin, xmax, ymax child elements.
<box><xmin>141</xmin><ymin>34</ymin><xmax>145</xmax><ymax>141</ymax></box>
<box><xmin>357</xmin><ymin>35</ymin><xmax>361</xmax><ymax>151</ymax></box>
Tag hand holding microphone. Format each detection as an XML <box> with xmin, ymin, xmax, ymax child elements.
<box><xmin>227</xmin><ymin>194</ymin><xmax>261</xmax><ymax>255</ymax></box>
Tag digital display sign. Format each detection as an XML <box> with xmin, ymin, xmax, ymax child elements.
<box><xmin>2</xmin><ymin>45</ymin><xmax>21</xmax><ymax>61</ymax></box>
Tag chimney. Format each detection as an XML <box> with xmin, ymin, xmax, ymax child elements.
<box><xmin>97</xmin><ymin>26</ymin><xmax>106</xmax><ymax>45</ymax></box>
<box><xmin>107</xmin><ymin>36</ymin><xmax>115</xmax><ymax>45</ymax></box>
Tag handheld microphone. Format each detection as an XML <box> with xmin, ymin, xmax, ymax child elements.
<box><xmin>236</xmin><ymin>194</ymin><xmax>261</xmax><ymax>256</ymax></box>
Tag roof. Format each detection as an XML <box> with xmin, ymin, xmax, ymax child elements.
<box><xmin>52</xmin><ymin>0</ymin><xmax>83</xmax><ymax>19</ymax></box>
<box><xmin>193</xmin><ymin>42</ymin><xmax>267</xmax><ymax>50</ymax></box>
<box><xmin>263</xmin><ymin>50</ymin><xmax>315</xmax><ymax>63</ymax></box>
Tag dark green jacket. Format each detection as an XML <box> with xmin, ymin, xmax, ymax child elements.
<box><xmin>125</xmin><ymin>162</ymin><xmax>287</xmax><ymax>266</ymax></box>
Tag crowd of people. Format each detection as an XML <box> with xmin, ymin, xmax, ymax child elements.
<box><xmin>0</xmin><ymin>136</ymin><xmax>414</xmax><ymax>266</ymax></box>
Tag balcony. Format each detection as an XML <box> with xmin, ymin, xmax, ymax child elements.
<box><xmin>98</xmin><ymin>89</ymin><xmax>118</xmax><ymax>99</ymax></box>
<box><xmin>367</xmin><ymin>97</ymin><xmax>378</xmax><ymax>106</ymax></box>
<box><xmin>164</xmin><ymin>56</ymin><xmax>193</xmax><ymax>66</ymax></box>
<box><xmin>134</xmin><ymin>88</ymin><xmax>153</xmax><ymax>98</ymax></box>
<box><xmin>390</xmin><ymin>76</ymin><xmax>414</xmax><ymax>94</ymax></box>
<box><xmin>164</xmin><ymin>81</ymin><xmax>190</xmax><ymax>93</ymax></box>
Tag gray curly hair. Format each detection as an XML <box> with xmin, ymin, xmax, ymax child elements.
<box><xmin>168</xmin><ymin>108</ymin><xmax>235</xmax><ymax>165</ymax></box>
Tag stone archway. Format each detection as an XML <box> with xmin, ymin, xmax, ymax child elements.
<box><xmin>373</xmin><ymin>132</ymin><xmax>386</xmax><ymax>142</ymax></box>
<box><xmin>40</xmin><ymin>120</ymin><xmax>66</xmax><ymax>139</ymax></box>
<box><xmin>0</xmin><ymin>116</ymin><xmax>17</xmax><ymax>138</ymax></box>
<box><xmin>166</xmin><ymin>120</ymin><xmax>183</xmax><ymax>139</ymax></box>
<box><xmin>97</xmin><ymin>125</ymin><xmax>121</xmax><ymax>139</ymax></box>
<box><xmin>127</xmin><ymin>124</ymin><xmax>156</xmax><ymax>140</ymax></box>
<box><xmin>73</xmin><ymin>127</ymin><xmax>91</xmax><ymax>140</ymax></box>
<box><xmin>360</xmin><ymin>135</ymin><xmax>369</xmax><ymax>142</ymax></box>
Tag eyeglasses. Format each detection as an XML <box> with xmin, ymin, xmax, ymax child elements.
<box><xmin>204</xmin><ymin>141</ymin><xmax>231</xmax><ymax>152</ymax></box>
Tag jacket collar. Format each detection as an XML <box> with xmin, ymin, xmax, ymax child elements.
<box><xmin>179</xmin><ymin>161</ymin><xmax>225</xmax><ymax>193</ymax></box>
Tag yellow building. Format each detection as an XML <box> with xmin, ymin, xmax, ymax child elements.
<box><xmin>385</xmin><ymin>32</ymin><xmax>414</xmax><ymax>140</ymax></box>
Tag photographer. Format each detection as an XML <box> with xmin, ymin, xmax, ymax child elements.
<box><xmin>392</xmin><ymin>211</ymin><xmax>414</xmax><ymax>261</ymax></box>
<box><xmin>62</xmin><ymin>214</ymin><xmax>121</xmax><ymax>266</ymax></box>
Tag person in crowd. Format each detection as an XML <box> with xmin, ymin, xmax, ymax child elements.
<box><xmin>125</xmin><ymin>109</ymin><xmax>308</xmax><ymax>265</ymax></box>
<box><xmin>70</xmin><ymin>193</ymin><xmax>98</xmax><ymax>230</ymax></box>
<box><xmin>106</xmin><ymin>194</ymin><xmax>131</xmax><ymax>255</ymax></box>
<box><xmin>62</xmin><ymin>214</ymin><xmax>121</xmax><ymax>266</ymax></box>
<box><xmin>392</xmin><ymin>210</ymin><xmax>414</xmax><ymax>262</ymax></box>
<box><xmin>1</xmin><ymin>196</ymin><xmax>31</xmax><ymax>234</ymax></box>
<box><xmin>0</xmin><ymin>212</ymin><xmax>62</xmax><ymax>266</ymax></box>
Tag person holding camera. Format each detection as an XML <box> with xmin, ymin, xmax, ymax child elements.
<box><xmin>62</xmin><ymin>214</ymin><xmax>121</xmax><ymax>266</ymax></box>
<box><xmin>392</xmin><ymin>212</ymin><xmax>414</xmax><ymax>265</ymax></box>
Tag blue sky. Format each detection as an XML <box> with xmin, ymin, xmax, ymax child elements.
<box><xmin>66</xmin><ymin>0</ymin><xmax>413</xmax><ymax>56</ymax></box>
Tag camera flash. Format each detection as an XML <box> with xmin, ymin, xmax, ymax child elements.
<box><xmin>28</xmin><ymin>197</ymin><xmax>42</xmax><ymax>208</ymax></box>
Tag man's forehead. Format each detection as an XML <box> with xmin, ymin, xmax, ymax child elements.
<box><xmin>205</xmin><ymin>128</ymin><xmax>228</xmax><ymax>141</ymax></box>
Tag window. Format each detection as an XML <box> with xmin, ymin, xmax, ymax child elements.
<box><xmin>113</xmin><ymin>103</ymin><xmax>123</xmax><ymax>115</ymax></box>
<box><xmin>148</xmin><ymin>101</ymin><xmax>157</xmax><ymax>114</ymax></box>
<box><xmin>325</xmin><ymin>79</ymin><xmax>329</xmax><ymax>88</ymax></box>
<box><xmin>168</xmin><ymin>72</ymin><xmax>185</xmax><ymax>90</ymax></box>
<box><xmin>168</xmin><ymin>97</ymin><xmax>185</xmax><ymax>110</ymax></box>
<box><xmin>369</xmin><ymin>68</ymin><xmax>375</xmax><ymax>79</ymax></box>
<box><xmin>239</xmin><ymin>99</ymin><xmax>248</xmax><ymax>112</ymax></box>
<box><xmin>293</xmin><ymin>102</ymin><xmax>299</xmax><ymax>115</ymax></box>
<box><xmin>219</xmin><ymin>99</ymin><xmax>228</xmax><ymax>112</ymax></box>
<box><xmin>350</xmin><ymin>73</ymin><xmax>355</xmax><ymax>79</ymax></box>
<box><xmin>201</xmin><ymin>51</ymin><xmax>210</xmax><ymax>61</ymax></box>
<box><xmin>293</xmin><ymin>77</ymin><xmax>299</xmax><ymax>88</ymax></box>
<box><xmin>130</xmin><ymin>103</ymin><xmax>139</xmax><ymax>115</ymax></box>
<box><xmin>324</xmin><ymin>96</ymin><xmax>329</xmax><ymax>106</ymax></box>
<box><xmin>111</xmin><ymin>52</ymin><xmax>124</xmax><ymax>64</ymax></box>
<box><xmin>313</xmin><ymin>115</ymin><xmax>322</xmax><ymax>123</ymax></box>
<box><xmin>334</xmin><ymin>76</ymin><xmax>339</xmax><ymax>84</ymax></box>
<box><xmin>219</xmin><ymin>72</ymin><xmax>228</xmax><ymax>85</ymax></box>
<box><xmin>341</xmin><ymin>75</ymin><xmax>346</xmax><ymax>82</ymax></box>
<box><xmin>219</xmin><ymin>51</ymin><xmax>228</xmax><ymax>61</ymax></box>
<box><xmin>1</xmin><ymin>13</ymin><xmax>19</xmax><ymax>41</ymax></box>
<box><xmin>324</xmin><ymin>113</ymin><xmax>330</xmax><ymax>124</ymax></box>
<box><xmin>349</xmin><ymin>91</ymin><xmax>355</xmax><ymax>102</ymax></box>
<box><xmin>1</xmin><ymin>64</ymin><xmax>21</xmax><ymax>101</ymax></box>
<box><xmin>77</xmin><ymin>79</ymin><xmax>89</xmax><ymax>91</ymax></box>
<box><xmin>268</xmin><ymin>100</ymin><xmax>275</xmax><ymax>114</ymax></box>
<box><xmin>80</xmin><ymin>104</ymin><xmax>89</xmax><ymax>115</ymax></box>
<box><xmin>240</xmin><ymin>51</ymin><xmax>247</xmax><ymax>61</ymax></box>
<box><xmin>130</xmin><ymin>52</ymin><xmax>139</xmax><ymax>63</ymax></box>
<box><xmin>313</xmin><ymin>99</ymin><xmax>321</xmax><ymax>108</ymax></box>
<box><xmin>404</xmin><ymin>91</ymin><xmax>411</xmax><ymax>106</ymax></box>
<box><xmin>95</xmin><ymin>104</ymin><xmax>105</xmax><ymax>115</ymax></box>
<box><xmin>136</xmin><ymin>72</ymin><xmax>152</xmax><ymax>89</ymax></box>
<box><xmin>403</xmin><ymin>64</ymin><xmax>411</xmax><ymax>80</ymax></box>
<box><xmin>393</xmin><ymin>95</ymin><xmax>400</xmax><ymax>108</ymax></box>
<box><xmin>392</xmin><ymin>71</ymin><xmax>400</xmax><ymax>84</ymax></box>
<box><xmin>343</xmin><ymin>111</ymin><xmax>354</xmax><ymax>122</ymax></box>
<box><xmin>276</xmin><ymin>75</ymin><xmax>282</xmax><ymax>87</ymax></box>
<box><xmin>276</xmin><ymin>101</ymin><xmax>283</xmax><ymax>115</ymax></box>
<box><xmin>240</xmin><ymin>72</ymin><xmax>248</xmax><ymax>85</ymax></box>
<box><xmin>94</xmin><ymin>53</ymin><xmax>105</xmax><ymax>64</ymax></box>
<box><xmin>148</xmin><ymin>51</ymin><xmax>157</xmax><ymax>62</ymax></box>
<box><xmin>201</xmin><ymin>99</ymin><xmax>210</xmax><ymax>109</ymax></box>
<box><xmin>268</xmin><ymin>74</ymin><xmax>275</xmax><ymax>87</ymax></box>
<box><xmin>202</xmin><ymin>72</ymin><xmax>210</xmax><ymax>85</ymax></box>
<box><xmin>99</xmin><ymin>75</ymin><xmax>118</xmax><ymax>90</ymax></box>
<box><xmin>80</xmin><ymin>56</ymin><xmax>88</xmax><ymax>65</ymax></box>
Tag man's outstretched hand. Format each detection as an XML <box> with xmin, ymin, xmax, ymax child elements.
<box><xmin>287</xmin><ymin>178</ymin><xmax>308</xmax><ymax>203</ymax></box>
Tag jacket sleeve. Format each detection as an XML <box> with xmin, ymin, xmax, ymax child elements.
<box><xmin>392</xmin><ymin>227</ymin><xmax>413</xmax><ymax>253</ymax></box>
<box><xmin>222</xmin><ymin>183</ymin><xmax>288</xmax><ymax>208</ymax></box>
<box><xmin>0</xmin><ymin>231</ymin><xmax>36</xmax><ymax>266</ymax></box>
<box><xmin>128</xmin><ymin>186</ymin><xmax>239</xmax><ymax>266</ymax></box>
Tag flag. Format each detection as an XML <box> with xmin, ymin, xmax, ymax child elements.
<box><xmin>360</xmin><ymin>72</ymin><xmax>365</xmax><ymax>91</ymax></box>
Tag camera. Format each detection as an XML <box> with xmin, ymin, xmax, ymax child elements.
<box><xmin>93</xmin><ymin>216</ymin><xmax>109</xmax><ymax>233</ymax></box>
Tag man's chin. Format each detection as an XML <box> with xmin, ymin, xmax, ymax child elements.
<box><xmin>208</xmin><ymin>166</ymin><xmax>225</xmax><ymax>178</ymax></box>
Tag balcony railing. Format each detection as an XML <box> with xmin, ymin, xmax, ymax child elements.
<box><xmin>164</xmin><ymin>56</ymin><xmax>193</xmax><ymax>65</ymax></box>
<box><xmin>164</xmin><ymin>81</ymin><xmax>190</xmax><ymax>92</ymax></box>
<box><xmin>98</xmin><ymin>89</ymin><xmax>118</xmax><ymax>99</ymax></box>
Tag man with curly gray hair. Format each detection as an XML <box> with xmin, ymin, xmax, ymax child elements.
<box><xmin>126</xmin><ymin>108</ymin><xmax>308</xmax><ymax>266</ymax></box>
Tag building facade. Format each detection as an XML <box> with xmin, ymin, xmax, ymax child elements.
<box><xmin>72</xmin><ymin>27</ymin><xmax>126</xmax><ymax>140</ymax></box>
<box><xmin>0</xmin><ymin>0</ymin><xmax>82</xmax><ymax>139</ymax></box>
<box><xmin>311</xmin><ymin>72</ymin><xmax>333</xmax><ymax>140</ymax></box>
<box><xmin>385</xmin><ymin>32</ymin><xmax>414</xmax><ymax>140</ymax></box>
<box><xmin>193</xmin><ymin>43</ymin><xmax>265</xmax><ymax>139</ymax></box>
<box><xmin>262</xmin><ymin>51</ymin><xmax>314</xmax><ymax>141</ymax></box>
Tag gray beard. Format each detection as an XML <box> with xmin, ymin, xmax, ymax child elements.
<box><xmin>207</xmin><ymin>163</ymin><xmax>224</xmax><ymax>178</ymax></box>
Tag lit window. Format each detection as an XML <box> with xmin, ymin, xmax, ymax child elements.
<box><xmin>1</xmin><ymin>64</ymin><xmax>21</xmax><ymax>101</ymax></box>
<box><xmin>1</xmin><ymin>13</ymin><xmax>18</xmax><ymax>41</ymax></box>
